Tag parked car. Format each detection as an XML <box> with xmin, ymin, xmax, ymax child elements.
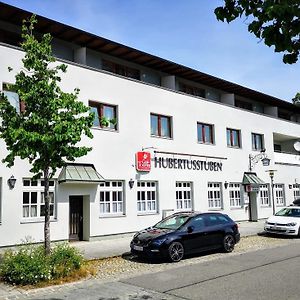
<box><xmin>130</xmin><ymin>212</ymin><xmax>240</xmax><ymax>262</ymax></box>
<box><xmin>264</xmin><ymin>206</ymin><xmax>300</xmax><ymax>236</ymax></box>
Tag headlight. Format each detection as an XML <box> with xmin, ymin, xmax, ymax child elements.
<box><xmin>151</xmin><ymin>238</ymin><xmax>166</xmax><ymax>246</ymax></box>
<box><xmin>286</xmin><ymin>222</ymin><xmax>297</xmax><ymax>227</ymax></box>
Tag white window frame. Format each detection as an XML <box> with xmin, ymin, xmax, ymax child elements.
<box><xmin>22</xmin><ymin>179</ymin><xmax>56</xmax><ymax>220</ymax></box>
<box><xmin>137</xmin><ymin>181</ymin><xmax>158</xmax><ymax>214</ymax></box>
<box><xmin>260</xmin><ymin>184</ymin><xmax>270</xmax><ymax>206</ymax></box>
<box><xmin>208</xmin><ymin>182</ymin><xmax>222</xmax><ymax>210</ymax></box>
<box><xmin>99</xmin><ymin>180</ymin><xmax>125</xmax><ymax>216</ymax></box>
<box><xmin>176</xmin><ymin>181</ymin><xmax>193</xmax><ymax>211</ymax></box>
<box><xmin>292</xmin><ymin>184</ymin><xmax>300</xmax><ymax>201</ymax></box>
<box><xmin>229</xmin><ymin>183</ymin><xmax>242</xmax><ymax>208</ymax></box>
<box><xmin>274</xmin><ymin>184</ymin><xmax>285</xmax><ymax>206</ymax></box>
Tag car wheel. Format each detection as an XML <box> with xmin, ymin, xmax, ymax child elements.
<box><xmin>223</xmin><ymin>234</ymin><xmax>235</xmax><ymax>253</ymax></box>
<box><xmin>168</xmin><ymin>241</ymin><xmax>184</xmax><ymax>262</ymax></box>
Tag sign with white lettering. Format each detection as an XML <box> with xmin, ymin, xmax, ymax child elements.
<box><xmin>136</xmin><ymin>152</ymin><xmax>151</xmax><ymax>172</ymax></box>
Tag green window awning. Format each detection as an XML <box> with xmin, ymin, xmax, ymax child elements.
<box><xmin>58</xmin><ymin>163</ymin><xmax>104</xmax><ymax>184</ymax></box>
<box><xmin>242</xmin><ymin>172</ymin><xmax>265</xmax><ymax>185</ymax></box>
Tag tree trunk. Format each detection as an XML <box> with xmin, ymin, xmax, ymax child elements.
<box><xmin>44</xmin><ymin>168</ymin><xmax>51</xmax><ymax>255</ymax></box>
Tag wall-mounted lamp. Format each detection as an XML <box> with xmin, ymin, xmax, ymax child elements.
<box><xmin>261</xmin><ymin>157</ymin><xmax>271</xmax><ymax>166</ymax></box>
<box><xmin>249</xmin><ymin>149</ymin><xmax>270</xmax><ymax>171</ymax></box>
<box><xmin>129</xmin><ymin>178</ymin><xmax>135</xmax><ymax>189</ymax></box>
<box><xmin>289</xmin><ymin>184</ymin><xmax>293</xmax><ymax>189</ymax></box>
<box><xmin>224</xmin><ymin>181</ymin><xmax>229</xmax><ymax>189</ymax></box>
<box><xmin>7</xmin><ymin>175</ymin><xmax>17</xmax><ymax>189</ymax></box>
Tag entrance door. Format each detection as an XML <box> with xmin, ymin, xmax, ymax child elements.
<box><xmin>69</xmin><ymin>196</ymin><xmax>83</xmax><ymax>241</ymax></box>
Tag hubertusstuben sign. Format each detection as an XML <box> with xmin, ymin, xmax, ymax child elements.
<box><xmin>154</xmin><ymin>156</ymin><xmax>222</xmax><ymax>171</ymax></box>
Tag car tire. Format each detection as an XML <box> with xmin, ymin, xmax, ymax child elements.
<box><xmin>223</xmin><ymin>234</ymin><xmax>235</xmax><ymax>253</ymax></box>
<box><xmin>168</xmin><ymin>241</ymin><xmax>184</xmax><ymax>262</ymax></box>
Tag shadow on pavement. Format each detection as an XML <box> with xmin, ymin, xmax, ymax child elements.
<box><xmin>121</xmin><ymin>248</ymin><xmax>222</xmax><ymax>265</ymax></box>
<box><xmin>257</xmin><ymin>231</ymin><xmax>299</xmax><ymax>239</ymax></box>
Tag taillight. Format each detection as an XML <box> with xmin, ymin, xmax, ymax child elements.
<box><xmin>233</xmin><ymin>224</ymin><xmax>239</xmax><ymax>231</ymax></box>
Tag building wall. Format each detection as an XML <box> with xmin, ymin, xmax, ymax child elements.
<box><xmin>0</xmin><ymin>44</ymin><xmax>300</xmax><ymax>246</ymax></box>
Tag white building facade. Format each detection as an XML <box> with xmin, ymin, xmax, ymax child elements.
<box><xmin>0</xmin><ymin>3</ymin><xmax>300</xmax><ymax>247</ymax></box>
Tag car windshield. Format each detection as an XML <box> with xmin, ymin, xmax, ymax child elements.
<box><xmin>275</xmin><ymin>207</ymin><xmax>300</xmax><ymax>217</ymax></box>
<box><xmin>154</xmin><ymin>214</ymin><xmax>190</xmax><ymax>230</ymax></box>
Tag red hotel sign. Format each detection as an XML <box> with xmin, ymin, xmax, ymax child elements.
<box><xmin>136</xmin><ymin>152</ymin><xmax>151</xmax><ymax>172</ymax></box>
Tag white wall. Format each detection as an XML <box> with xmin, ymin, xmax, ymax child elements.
<box><xmin>0</xmin><ymin>44</ymin><xmax>300</xmax><ymax>246</ymax></box>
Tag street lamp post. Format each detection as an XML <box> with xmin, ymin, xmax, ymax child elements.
<box><xmin>266</xmin><ymin>169</ymin><xmax>277</xmax><ymax>215</ymax></box>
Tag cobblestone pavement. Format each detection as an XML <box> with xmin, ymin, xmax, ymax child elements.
<box><xmin>0</xmin><ymin>235</ymin><xmax>299</xmax><ymax>300</ymax></box>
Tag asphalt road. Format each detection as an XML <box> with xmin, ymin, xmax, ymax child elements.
<box><xmin>9</xmin><ymin>241</ymin><xmax>300</xmax><ymax>300</ymax></box>
<box><xmin>122</xmin><ymin>242</ymin><xmax>300</xmax><ymax>300</ymax></box>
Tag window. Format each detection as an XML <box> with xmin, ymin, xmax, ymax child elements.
<box><xmin>179</xmin><ymin>83</ymin><xmax>205</xmax><ymax>98</ymax></box>
<box><xmin>176</xmin><ymin>182</ymin><xmax>193</xmax><ymax>211</ymax></box>
<box><xmin>187</xmin><ymin>216</ymin><xmax>205</xmax><ymax>231</ymax></box>
<box><xmin>137</xmin><ymin>181</ymin><xmax>158</xmax><ymax>214</ymax></box>
<box><xmin>252</xmin><ymin>133</ymin><xmax>264</xmax><ymax>151</ymax></box>
<box><xmin>274</xmin><ymin>184</ymin><xmax>285</xmax><ymax>206</ymax></box>
<box><xmin>208</xmin><ymin>182</ymin><xmax>222</xmax><ymax>209</ymax></box>
<box><xmin>150</xmin><ymin>113</ymin><xmax>172</xmax><ymax>138</ymax></box>
<box><xmin>89</xmin><ymin>101</ymin><xmax>117</xmax><ymax>130</ymax></box>
<box><xmin>229</xmin><ymin>183</ymin><xmax>242</xmax><ymax>208</ymax></box>
<box><xmin>99</xmin><ymin>181</ymin><xmax>124</xmax><ymax>215</ymax></box>
<box><xmin>2</xmin><ymin>83</ymin><xmax>25</xmax><ymax>113</ymax></box>
<box><xmin>292</xmin><ymin>184</ymin><xmax>300</xmax><ymax>201</ymax></box>
<box><xmin>235</xmin><ymin>99</ymin><xmax>253</xmax><ymax>111</ymax></box>
<box><xmin>226</xmin><ymin>128</ymin><xmax>241</xmax><ymax>148</ymax></box>
<box><xmin>274</xmin><ymin>144</ymin><xmax>282</xmax><ymax>152</ymax></box>
<box><xmin>102</xmin><ymin>59</ymin><xmax>140</xmax><ymax>80</ymax></box>
<box><xmin>260</xmin><ymin>184</ymin><xmax>270</xmax><ymax>206</ymax></box>
<box><xmin>197</xmin><ymin>122</ymin><xmax>214</xmax><ymax>144</ymax></box>
<box><xmin>22</xmin><ymin>179</ymin><xmax>55</xmax><ymax>219</ymax></box>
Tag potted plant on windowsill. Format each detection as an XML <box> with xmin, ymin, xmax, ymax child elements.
<box><xmin>99</xmin><ymin>116</ymin><xmax>117</xmax><ymax>129</ymax></box>
<box><xmin>100</xmin><ymin>116</ymin><xmax>110</xmax><ymax>127</ymax></box>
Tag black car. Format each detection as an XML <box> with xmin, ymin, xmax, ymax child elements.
<box><xmin>130</xmin><ymin>212</ymin><xmax>240</xmax><ymax>262</ymax></box>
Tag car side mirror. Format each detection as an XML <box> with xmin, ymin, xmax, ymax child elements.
<box><xmin>187</xmin><ymin>226</ymin><xmax>194</xmax><ymax>233</ymax></box>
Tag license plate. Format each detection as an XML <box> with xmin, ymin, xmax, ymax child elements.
<box><xmin>133</xmin><ymin>245</ymin><xmax>143</xmax><ymax>251</ymax></box>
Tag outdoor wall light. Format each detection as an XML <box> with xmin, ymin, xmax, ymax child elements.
<box><xmin>224</xmin><ymin>181</ymin><xmax>229</xmax><ymax>189</ymax></box>
<box><xmin>128</xmin><ymin>178</ymin><xmax>135</xmax><ymax>189</ymax></box>
<box><xmin>249</xmin><ymin>149</ymin><xmax>270</xmax><ymax>171</ymax></box>
<box><xmin>289</xmin><ymin>184</ymin><xmax>293</xmax><ymax>189</ymax></box>
<box><xmin>7</xmin><ymin>175</ymin><xmax>17</xmax><ymax>189</ymax></box>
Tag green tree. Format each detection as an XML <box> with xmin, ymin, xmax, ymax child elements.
<box><xmin>292</xmin><ymin>92</ymin><xmax>300</xmax><ymax>105</ymax></box>
<box><xmin>215</xmin><ymin>0</ymin><xmax>300</xmax><ymax>64</ymax></box>
<box><xmin>0</xmin><ymin>15</ymin><xmax>94</xmax><ymax>254</ymax></box>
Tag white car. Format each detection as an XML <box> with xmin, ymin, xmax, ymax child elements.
<box><xmin>264</xmin><ymin>206</ymin><xmax>300</xmax><ymax>236</ymax></box>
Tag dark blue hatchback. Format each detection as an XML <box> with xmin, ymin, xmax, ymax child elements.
<box><xmin>130</xmin><ymin>212</ymin><xmax>240</xmax><ymax>262</ymax></box>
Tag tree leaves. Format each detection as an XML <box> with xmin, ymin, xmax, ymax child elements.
<box><xmin>214</xmin><ymin>0</ymin><xmax>300</xmax><ymax>64</ymax></box>
<box><xmin>0</xmin><ymin>14</ymin><xmax>94</xmax><ymax>177</ymax></box>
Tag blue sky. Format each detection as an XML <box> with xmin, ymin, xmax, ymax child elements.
<box><xmin>2</xmin><ymin>0</ymin><xmax>299</xmax><ymax>102</ymax></box>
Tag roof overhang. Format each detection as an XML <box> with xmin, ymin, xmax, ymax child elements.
<box><xmin>242</xmin><ymin>172</ymin><xmax>265</xmax><ymax>186</ymax></box>
<box><xmin>0</xmin><ymin>2</ymin><xmax>299</xmax><ymax>113</ymax></box>
<box><xmin>58</xmin><ymin>163</ymin><xmax>104</xmax><ymax>184</ymax></box>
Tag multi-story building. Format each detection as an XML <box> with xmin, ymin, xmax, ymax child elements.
<box><xmin>0</xmin><ymin>2</ymin><xmax>299</xmax><ymax>247</ymax></box>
